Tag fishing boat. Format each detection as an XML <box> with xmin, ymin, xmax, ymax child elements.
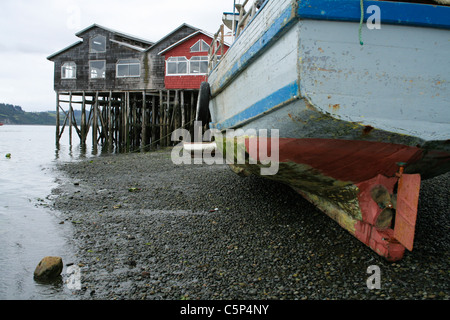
<box><xmin>198</xmin><ymin>0</ymin><xmax>450</xmax><ymax>261</ymax></box>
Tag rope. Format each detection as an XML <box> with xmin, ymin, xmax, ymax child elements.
<box><xmin>128</xmin><ymin>118</ymin><xmax>196</xmax><ymax>153</ymax></box>
<box><xmin>359</xmin><ymin>0</ymin><xmax>364</xmax><ymax>45</ymax></box>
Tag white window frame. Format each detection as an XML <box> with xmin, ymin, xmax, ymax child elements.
<box><xmin>190</xmin><ymin>39</ymin><xmax>210</xmax><ymax>53</ymax></box>
<box><xmin>61</xmin><ymin>61</ymin><xmax>76</xmax><ymax>79</ymax></box>
<box><xmin>116</xmin><ymin>59</ymin><xmax>141</xmax><ymax>78</ymax></box>
<box><xmin>90</xmin><ymin>35</ymin><xmax>106</xmax><ymax>53</ymax></box>
<box><xmin>189</xmin><ymin>56</ymin><xmax>209</xmax><ymax>75</ymax></box>
<box><xmin>166</xmin><ymin>56</ymin><xmax>188</xmax><ymax>76</ymax></box>
<box><xmin>89</xmin><ymin>60</ymin><xmax>106</xmax><ymax>79</ymax></box>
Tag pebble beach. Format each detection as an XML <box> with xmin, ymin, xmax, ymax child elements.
<box><xmin>51</xmin><ymin>148</ymin><xmax>449</xmax><ymax>300</ymax></box>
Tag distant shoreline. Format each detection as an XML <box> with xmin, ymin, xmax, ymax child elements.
<box><xmin>0</xmin><ymin>123</ymin><xmax>54</xmax><ymax>126</ymax></box>
<box><xmin>1</xmin><ymin>103</ymin><xmax>82</xmax><ymax>125</ymax></box>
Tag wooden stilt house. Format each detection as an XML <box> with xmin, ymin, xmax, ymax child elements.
<box><xmin>47</xmin><ymin>23</ymin><xmax>206</xmax><ymax>151</ymax></box>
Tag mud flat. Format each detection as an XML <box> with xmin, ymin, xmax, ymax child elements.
<box><xmin>51</xmin><ymin>148</ymin><xmax>449</xmax><ymax>300</ymax></box>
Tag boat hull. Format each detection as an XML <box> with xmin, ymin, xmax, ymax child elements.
<box><xmin>215</xmin><ymin>135</ymin><xmax>426</xmax><ymax>261</ymax></box>
<box><xmin>206</xmin><ymin>0</ymin><xmax>450</xmax><ymax>260</ymax></box>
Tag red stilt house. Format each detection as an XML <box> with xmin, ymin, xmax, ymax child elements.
<box><xmin>158</xmin><ymin>30</ymin><xmax>229</xmax><ymax>90</ymax></box>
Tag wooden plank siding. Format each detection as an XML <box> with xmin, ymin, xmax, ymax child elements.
<box><xmin>48</xmin><ymin>24</ymin><xmax>153</xmax><ymax>92</ymax></box>
<box><xmin>144</xmin><ymin>24</ymin><xmax>200</xmax><ymax>90</ymax></box>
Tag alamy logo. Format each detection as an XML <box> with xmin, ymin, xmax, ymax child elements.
<box><xmin>366</xmin><ymin>5</ymin><xmax>381</xmax><ymax>30</ymax></box>
<box><xmin>366</xmin><ymin>265</ymin><xmax>381</xmax><ymax>290</ymax></box>
<box><xmin>66</xmin><ymin>264</ymin><xmax>81</xmax><ymax>290</ymax></box>
<box><xmin>171</xmin><ymin>121</ymin><xmax>280</xmax><ymax>176</ymax></box>
<box><xmin>66</xmin><ymin>4</ymin><xmax>81</xmax><ymax>31</ymax></box>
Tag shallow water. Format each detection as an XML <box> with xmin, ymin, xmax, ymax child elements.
<box><xmin>0</xmin><ymin>125</ymin><xmax>99</xmax><ymax>299</ymax></box>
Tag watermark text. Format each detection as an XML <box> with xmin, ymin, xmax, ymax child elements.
<box><xmin>171</xmin><ymin>121</ymin><xmax>279</xmax><ymax>176</ymax></box>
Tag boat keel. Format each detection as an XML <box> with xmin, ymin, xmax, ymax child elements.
<box><xmin>296</xmin><ymin>171</ymin><xmax>421</xmax><ymax>261</ymax></box>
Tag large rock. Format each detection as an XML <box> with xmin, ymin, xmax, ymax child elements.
<box><xmin>34</xmin><ymin>256</ymin><xmax>63</xmax><ymax>280</ymax></box>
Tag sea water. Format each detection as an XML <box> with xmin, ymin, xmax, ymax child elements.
<box><xmin>0</xmin><ymin>125</ymin><xmax>99</xmax><ymax>299</ymax></box>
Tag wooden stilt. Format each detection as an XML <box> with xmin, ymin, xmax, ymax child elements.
<box><xmin>121</xmin><ymin>93</ymin><xmax>125</xmax><ymax>149</ymax></box>
<box><xmin>54</xmin><ymin>89</ymin><xmax>198</xmax><ymax>152</ymax></box>
<box><xmin>108</xmin><ymin>91</ymin><xmax>113</xmax><ymax>149</ymax></box>
<box><xmin>56</xmin><ymin>92</ymin><xmax>60</xmax><ymax>144</ymax></box>
<box><xmin>81</xmin><ymin>91</ymin><xmax>86</xmax><ymax>144</ymax></box>
<box><xmin>69</xmin><ymin>91</ymin><xmax>73</xmax><ymax>146</ymax></box>
<box><xmin>181</xmin><ymin>90</ymin><xmax>185</xmax><ymax>128</ymax></box>
<box><xmin>126</xmin><ymin>92</ymin><xmax>130</xmax><ymax>150</ymax></box>
<box><xmin>174</xmin><ymin>90</ymin><xmax>179</xmax><ymax>132</ymax></box>
<box><xmin>97</xmin><ymin>95</ymin><xmax>107</xmax><ymax>144</ymax></box>
<box><xmin>132</xmin><ymin>94</ymin><xmax>137</xmax><ymax>148</ymax></box>
<box><xmin>166</xmin><ymin>90</ymin><xmax>170</xmax><ymax>146</ymax></box>
<box><xmin>159</xmin><ymin>90</ymin><xmax>164</xmax><ymax>147</ymax></box>
<box><xmin>117</xmin><ymin>95</ymin><xmax>121</xmax><ymax>148</ymax></box>
<box><xmin>190</xmin><ymin>92</ymin><xmax>195</xmax><ymax>137</ymax></box>
<box><xmin>151</xmin><ymin>95</ymin><xmax>155</xmax><ymax>150</ymax></box>
<box><xmin>141</xmin><ymin>91</ymin><xmax>147</xmax><ymax>150</ymax></box>
<box><xmin>93</xmin><ymin>91</ymin><xmax>98</xmax><ymax>146</ymax></box>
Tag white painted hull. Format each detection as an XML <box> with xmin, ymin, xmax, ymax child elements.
<box><xmin>205</xmin><ymin>0</ymin><xmax>450</xmax><ymax>260</ymax></box>
<box><xmin>208</xmin><ymin>0</ymin><xmax>450</xmax><ymax>143</ymax></box>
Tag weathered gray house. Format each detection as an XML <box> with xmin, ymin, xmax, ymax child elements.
<box><xmin>48</xmin><ymin>24</ymin><xmax>154</xmax><ymax>91</ymax></box>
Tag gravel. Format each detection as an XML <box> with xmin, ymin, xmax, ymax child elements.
<box><xmin>51</xmin><ymin>148</ymin><xmax>449</xmax><ymax>300</ymax></box>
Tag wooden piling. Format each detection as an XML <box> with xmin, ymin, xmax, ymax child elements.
<box><xmin>181</xmin><ymin>90</ymin><xmax>185</xmax><ymax>128</ymax></box>
<box><xmin>141</xmin><ymin>91</ymin><xmax>147</xmax><ymax>150</ymax></box>
<box><xmin>68</xmin><ymin>92</ymin><xmax>72</xmax><ymax>145</ymax></box>
<box><xmin>151</xmin><ymin>95</ymin><xmax>156</xmax><ymax>150</ymax></box>
<box><xmin>54</xmin><ymin>89</ymin><xmax>198</xmax><ymax>153</ymax></box>
<box><xmin>81</xmin><ymin>91</ymin><xmax>86</xmax><ymax>144</ymax></box>
<box><xmin>93</xmin><ymin>92</ymin><xmax>98</xmax><ymax>146</ymax></box>
<box><xmin>165</xmin><ymin>90</ymin><xmax>170</xmax><ymax>146</ymax></box>
<box><xmin>56</xmin><ymin>92</ymin><xmax>60</xmax><ymax>144</ymax></box>
<box><xmin>108</xmin><ymin>91</ymin><xmax>113</xmax><ymax>149</ymax></box>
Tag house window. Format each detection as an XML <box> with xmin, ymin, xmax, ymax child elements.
<box><xmin>90</xmin><ymin>35</ymin><xmax>106</xmax><ymax>53</ymax></box>
<box><xmin>116</xmin><ymin>59</ymin><xmax>140</xmax><ymax>77</ymax></box>
<box><xmin>61</xmin><ymin>62</ymin><xmax>76</xmax><ymax>79</ymax></box>
<box><xmin>166</xmin><ymin>57</ymin><xmax>188</xmax><ymax>75</ymax></box>
<box><xmin>89</xmin><ymin>60</ymin><xmax>106</xmax><ymax>79</ymax></box>
<box><xmin>190</xmin><ymin>40</ymin><xmax>210</xmax><ymax>53</ymax></box>
<box><xmin>190</xmin><ymin>56</ymin><xmax>209</xmax><ymax>74</ymax></box>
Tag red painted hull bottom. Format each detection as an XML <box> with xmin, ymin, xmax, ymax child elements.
<box><xmin>226</xmin><ymin>137</ymin><xmax>428</xmax><ymax>261</ymax></box>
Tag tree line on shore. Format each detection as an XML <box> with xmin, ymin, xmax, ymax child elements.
<box><xmin>0</xmin><ymin>103</ymin><xmax>81</xmax><ymax>125</ymax></box>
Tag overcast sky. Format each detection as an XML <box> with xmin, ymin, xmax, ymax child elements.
<box><xmin>0</xmin><ymin>0</ymin><xmax>233</xmax><ymax>112</ymax></box>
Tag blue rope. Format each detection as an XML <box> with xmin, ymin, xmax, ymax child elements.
<box><xmin>359</xmin><ymin>0</ymin><xmax>364</xmax><ymax>45</ymax></box>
